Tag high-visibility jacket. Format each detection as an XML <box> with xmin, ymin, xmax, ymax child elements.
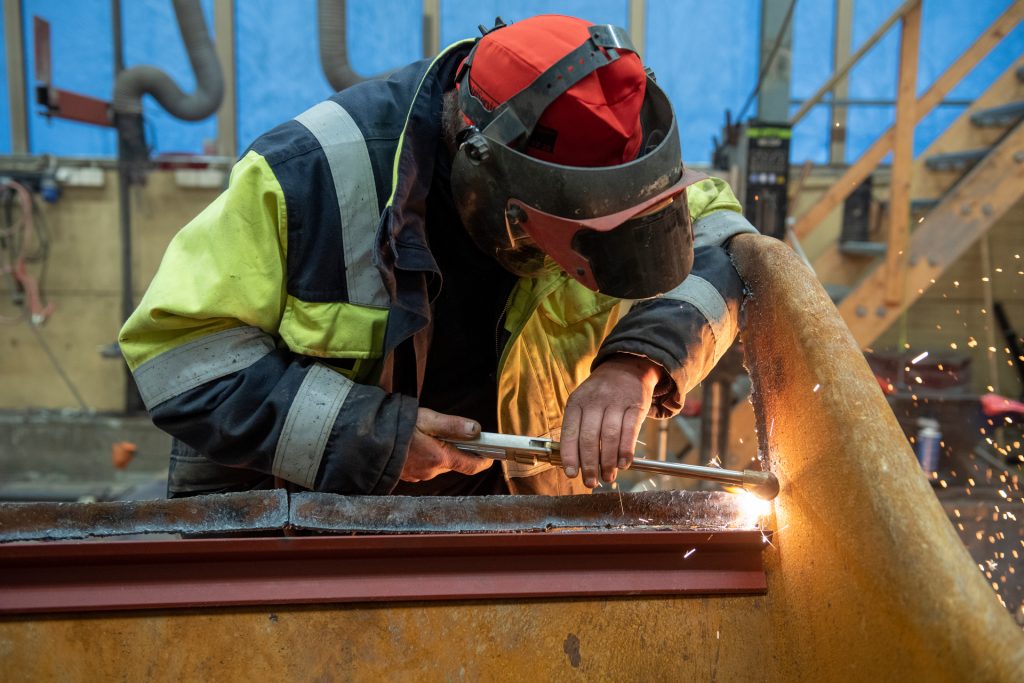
<box><xmin>119</xmin><ymin>41</ymin><xmax>757</xmax><ymax>497</ymax></box>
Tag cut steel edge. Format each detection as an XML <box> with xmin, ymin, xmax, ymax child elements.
<box><xmin>0</xmin><ymin>490</ymin><xmax>755</xmax><ymax>542</ymax></box>
<box><xmin>288</xmin><ymin>489</ymin><xmax>756</xmax><ymax>534</ymax></box>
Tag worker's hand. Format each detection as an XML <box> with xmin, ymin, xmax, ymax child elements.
<box><xmin>560</xmin><ymin>355</ymin><xmax>662</xmax><ymax>488</ymax></box>
<box><xmin>400</xmin><ymin>408</ymin><xmax>493</xmax><ymax>482</ymax></box>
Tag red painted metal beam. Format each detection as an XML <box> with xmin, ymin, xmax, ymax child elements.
<box><xmin>36</xmin><ymin>87</ymin><xmax>112</xmax><ymax>127</ymax></box>
<box><xmin>0</xmin><ymin>530</ymin><xmax>769</xmax><ymax>614</ymax></box>
<box><xmin>33</xmin><ymin>15</ymin><xmax>113</xmax><ymax>127</ymax></box>
<box><xmin>33</xmin><ymin>16</ymin><xmax>51</xmax><ymax>83</ymax></box>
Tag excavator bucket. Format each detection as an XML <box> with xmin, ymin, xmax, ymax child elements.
<box><xmin>0</xmin><ymin>235</ymin><xmax>1021</xmax><ymax>681</ymax></box>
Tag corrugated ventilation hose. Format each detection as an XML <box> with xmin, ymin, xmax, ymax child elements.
<box><xmin>318</xmin><ymin>0</ymin><xmax>387</xmax><ymax>91</ymax></box>
<box><xmin>112</xmin><ymin>0</ymin><xmax>223</xmax><ymax>119</ymax></box>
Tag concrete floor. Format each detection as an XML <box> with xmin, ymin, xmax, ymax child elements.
<box><xmin>0</xmin><ymin>410</ymin><xmax>170</xmax><ymax>501</ymax></box>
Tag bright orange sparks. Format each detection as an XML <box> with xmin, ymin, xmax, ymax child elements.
<box><xmin>733</xmin><ymin>490</ymin><xmax>773</xmax><ymax>527</ymax></box>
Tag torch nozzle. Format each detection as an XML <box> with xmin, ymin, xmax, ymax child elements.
<box><xmin>740</xmin><ymin>469</ymin><xmax>781</xmax><ymax>500</ymax></box>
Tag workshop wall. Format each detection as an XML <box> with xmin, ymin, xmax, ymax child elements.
<box><xmin>2</xmin><ymin>172</ymin><xmax>1018</xmax><ymax>411</ymax></box>
<box><xmin>0</xmin><ymin>172</ymin><xmax>219</xmax><ymax>411</ymax></box>
<box><xmin>3</xmin><ymin>1</ymin><xmax>1021</xmax><ymax>163</ymax></box>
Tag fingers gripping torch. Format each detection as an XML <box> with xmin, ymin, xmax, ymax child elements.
<box><xmin>446</xmin><ymin>433</ymin><xmax>780</xmax><ymax>500</ymax></box>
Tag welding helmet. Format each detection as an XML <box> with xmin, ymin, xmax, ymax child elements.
<box><xmin>451</xmin><ymin>15</ymin><xmax>706</xmax><ymax>299</ymax></box>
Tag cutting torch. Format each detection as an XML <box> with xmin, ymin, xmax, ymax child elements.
<box><xmin>445</xmin><ymin>432</ymin><xmax>780</xmax><ymax>500</ymax></box>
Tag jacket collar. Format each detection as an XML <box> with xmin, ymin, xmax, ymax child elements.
<box><xmin>376</xmin><ymin>40</ymin><xmax>474</xmax><ymax>355</ymax></box>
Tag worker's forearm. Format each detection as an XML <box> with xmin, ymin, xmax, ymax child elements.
<box><xmin>591</xmin><ymin>179</ymin><xmax>755</xmax><ymax>417</ymax></box>
<box><xmin>145</xmin><ymin>340</ymin><xmax>416</xmax><ymax>494</ymax></box>
<box><xmin>594</xmin><ymin>244</ymin><xmax>745</xmax><ymax>417</ymax></box>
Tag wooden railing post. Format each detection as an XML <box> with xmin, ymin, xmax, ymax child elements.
<box><xmin>789</xmin><ymin>1</ymin><xmax>1024</xmax><ymax>242</ymax></box>
<box><xmin>789</xmin><ymin>0</ymin><xmax>919</xmax><ymax>128</ymax></box>
<box><xmin>3</xmin><ymin>0</ymin><xmax>29</xmax><ymax>154</ymax></box>
<box><xmin>214</xmin><ymin>0</ymin><xmax>237</xmax><ymax>158</ymax></box>
<box><xmin>884</xmin><ymin>0</ymin><xmax>921</xmax><ymax>304</ymax></box>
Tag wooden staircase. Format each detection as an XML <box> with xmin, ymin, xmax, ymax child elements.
<box><xmin>821</xmin><ymin>55</ymin><xmax>1024</xmax><ymax>347</ymax></box>
<box><xmin>837</xmin><ymin>116</ymin><xmax>1023</xmax><ymax>345</ymax></box>
<box><xmin>727</xmin><ymin>2</ymin><xmax>1024</xmax><ymax>461</ymax></box>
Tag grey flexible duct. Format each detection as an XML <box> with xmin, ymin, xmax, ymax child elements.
<box><xmin>112</xmin><ymin>0</ymin><xmax>223</xmax><ymax>118</ymax></box>
<box><xmin>318</xmin><ymin>0</ymin><xmax>387</xmax><ymax>91</ymax></box>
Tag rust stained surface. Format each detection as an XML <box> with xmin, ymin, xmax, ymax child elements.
<box><xmin>731</xmin><ymin>234</ymin><xmax>1024</xmax><ymax>682</ymax></box>
<box><xmin>0</xmin><ymin>490</ymin><xmax>288</xmax><ymax>542</ymax></box>
<box><xmin>290</xmin><ymin>489</ymin><xmax>754</xmax><ymax>533</ymax></box>
<box><xmin>0</xmin><ymin>489</ymin><xmax>749</xmax><ymax>543</ymax></box>
<box><xmin>2</xmin><ymin>236</ymin><xmax>1022</xmax><ymax>681</ymax></box>
<box><xmin>0</xmin><ymin>597</ymin><xmax>772</xmax><ymax>681</ymax></box>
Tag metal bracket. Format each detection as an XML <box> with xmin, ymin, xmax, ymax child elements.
<box><xmin>32</xmin><ymin>16</ymin><xmax>113</xmax><ymax>128</ymax></box>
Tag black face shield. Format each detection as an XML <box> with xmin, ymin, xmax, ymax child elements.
<box><xmin>450</xmin><ymin>24</ymin><xmax>704</xmax><ymax>299</ymax></box>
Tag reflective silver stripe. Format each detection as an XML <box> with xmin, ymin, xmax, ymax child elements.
<box><xmin>294</xmin><ymin>100</ymin><xmax>387</xmax><ymax>308</ymax></box>
<box><xmin>661</xmin><ymin>275</ymin><xmax>739</xmax><ymax>363</ymax></box>
<box><xmin>133</xmin><ymin>326</ymin><xmax>275</xmax><ymax>410</ymax></box>
<box><xmin>272</xmin><ymin>364</ymin><xmax>354</xmax><ymax>488</ymax></box>
<box><xmin>693</xmin><ymin>210</ymin><xmax>758</xmax><ymax>250</ymax></box>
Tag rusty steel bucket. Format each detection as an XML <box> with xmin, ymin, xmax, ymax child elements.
<box><xmin>1</xmin><ymin>235</ymin><xmax>1021</xmax><ymax>681</ymax></box>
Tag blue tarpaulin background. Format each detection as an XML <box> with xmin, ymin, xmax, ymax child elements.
<box><xmin>0</xmin><ymin>0</ymin><xmax>1021</xmax><ymax>163</ymax></box>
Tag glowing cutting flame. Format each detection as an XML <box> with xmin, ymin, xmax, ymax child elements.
<box><xmin>732</xmin><ymin>489</ymin><xmax>773</xmax><ymax>527</ymax></box>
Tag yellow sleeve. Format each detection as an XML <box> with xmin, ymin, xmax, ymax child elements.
<box><xmin>687</xmin><ymin>176</ymin><xmax>744</xmax><ymax>219</ymax></box>
<box><xmin>119</xmin><ymin>151</ymin><xmax>288</xmax><ymax>370</ymax></box>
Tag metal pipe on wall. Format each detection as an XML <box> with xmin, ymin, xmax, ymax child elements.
<box><xmin>111</xmin><ymin>0</ymin><xmax>124</xmax><ymax>75</ymax></box>
<box><xmin>422</xmin><ymin>0</ymin><xmax>439</xmax><ymax>58</ymax></box>
<box><xmin>117</xmin><ymin>165</ymin><xmax>140</xmax><ymax>412</ymax></box>
<box><xmin>318</xmin><ymin>0</ymin><xmax>363</xmax><ymax>91</ymax></box>
<box><xmin>318</xmin><ymin>0</ymin><xmax>391</xmax><ymax>91</ymax></box>
<box><xmin>628</xmin><ymin>0</ymin><xmax>646</xmax><ymax>58</ymax></box>
<box><xmin>756</xmin><ymin>0</ymin><xmax>794</xmax><ymax>122</ymax></box>
<box><xmin>112</xmin><ymin>0</ymin><xmax>223</xmax><ymax>120</ymax></box>
<box><xmin>214</xmin><ymin>0</ymin><xmax>237</xmax><ymax>158</ymax></box>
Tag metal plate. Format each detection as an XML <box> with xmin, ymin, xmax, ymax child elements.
<box><xmin>0</xmin><ymin>490</ymin><xmax>288</xmax><ymax>542</ymax></box>
<box><xmin>291</xmin><ymin>490</ymin><xmax>758</xmax><ymax>534</ymax></box>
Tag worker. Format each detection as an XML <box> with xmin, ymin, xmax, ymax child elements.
<box><xmin>119</xmin><ymin>14</ymin><xmax>757</xmax><ymax>498</ymax></box>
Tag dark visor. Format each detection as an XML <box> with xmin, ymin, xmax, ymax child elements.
<box><xmin>572</xmin><ymin>199</ymin><xmax>693</xmax><ymax>299</ymax></box>
<box><xmin>507</xmin><ymin>168</ymin><xmax>705</xmax><ymax>298</ymax></box>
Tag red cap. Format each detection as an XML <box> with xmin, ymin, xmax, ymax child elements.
<box><xmin>465</xmin><ymin>15</ymin><xmax>646</xmax><ymax>168</ymax></box>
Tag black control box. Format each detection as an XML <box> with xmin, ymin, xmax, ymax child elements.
<box><xmin>741</xmin><ymin>122</ymin><xmax>790</xmax><ymax>240</ymax></box>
